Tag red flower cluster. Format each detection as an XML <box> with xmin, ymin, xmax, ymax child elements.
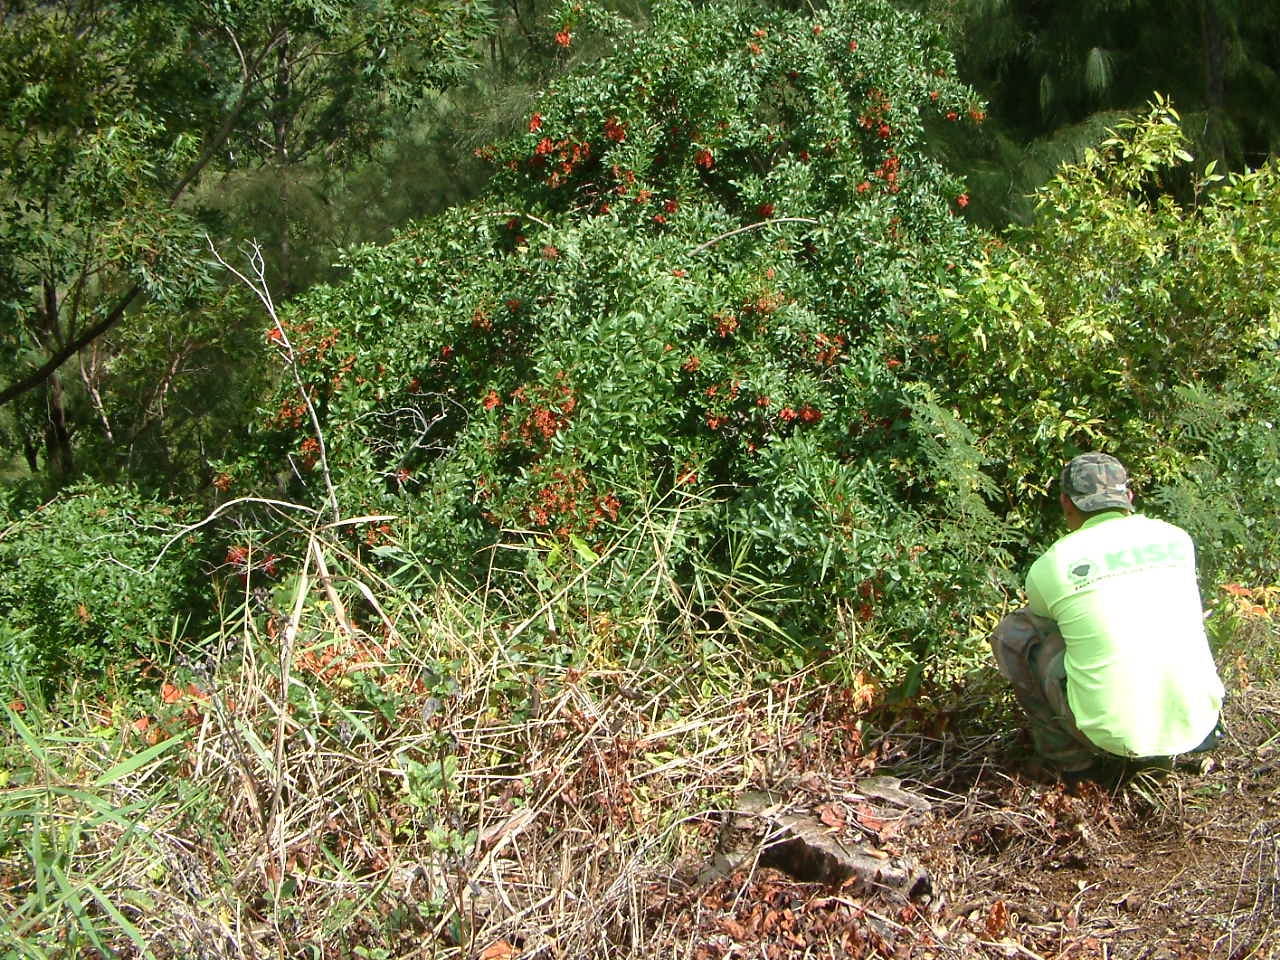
<box><xmin>716</xmin><ymin>314</ymin><xmax>740</xmax><ymax>337</ymax></box>
<box><xmin>273</xmin><ymin>398</ymin><xmax>306</xmax><ymax>429</ymax></box>
<box><xmin>956</xmin><ymin>193</ymin><xmax>970</xmax><ymax>208</ymax></box>
<box><xmin>482</xmin><ymin>390</ymin><xmax>501</xmax><ymax>410</ymax></box>
<box><xmin>694</xmin><ymin>148</ymin><xmax>714</xmax><ymax>170</ymax></box>
<box><xmin>365</xmin><ymin>522</ymin><xmax>392</xmax><ymax>547</ymax></box>
<box><xmin>517</xmin><ymin>466</ymin><xmax>621</xmax><ymax>537</ymax></box>
<box><xmin>598</xmin><ymin>493</ymin><xmax>621</xmax><ymax>521</ymax></box>
<box><xmin>742</xmin><ymin>287</ymin><xmax>786</xmax><ymax>318</ymax></box>
<box><xmin>604</xmin><ymin>116</ymin><xmax>626</xmax><ymax>143</ymax></box>
<box><xmin>530</xmin><ymin>138</ymin><xmax>592</xmax><ymax>188</ymax></box>
<box><xmin>529</xmin><ymin>113</ymin><xmax>543</xmax><ymax>132</ymax></box>
<box><xmin>757</xmin><ymin>203</ymin><xmax>774</xmax><ymax>218</ymax></box>
<box><xmin>507</xmin><ymin>375</ymin><xmax>577</xmax><ymax>447</ymax></box>
<box><xmin>681</xmin><ymin>356</ymin><xmax>701</xmax><ymax>372</ymax></box>
<box><xmin>779</xmin><ymin>405</ymin><xmax>822</xmax><ymax>424</ymax></box>
<box><xmin>554</xmin><ymin>30</ymin><xmax>571</xmax><ymax>47</ymax></box>
<box><xmin>300</xmin><ymin>436</ymin><xmax>320</xmax><ymax>469</ymax></box>
<box><xmin>813</xmin><ymin>332</ymin><xmax>846</xmax><ymax>366</ymax></box>
<box><xmin>878</xmin><ymin>151</ymin><xmax>900</xmax><ymax>185</ymax></box>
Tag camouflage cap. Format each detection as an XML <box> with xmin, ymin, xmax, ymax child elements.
<box><xmin>1059</xmin><ymin>452</ymin><xmax>1132</xmax><ymax>513</ymax></box>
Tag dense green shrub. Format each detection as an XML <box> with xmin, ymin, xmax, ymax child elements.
<box><xmin>227</xmin><ymin>0</ymin><xmax>1002</xmax><ymax>681</ymax></box>
<box><xmin>0</xmin><ymin>483</ymin><xmax>207</xmax><ymax>687</ymax></box>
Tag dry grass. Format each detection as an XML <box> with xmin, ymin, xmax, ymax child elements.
<box><xmin>4</xmin><ymin>517</ymin><xmax>1279</xmax><ymax>960</ymax></box>
<box><xmin>0</xmin><ymin>515</ymin><xmax>881</xmax><ymax>959</ymax></box>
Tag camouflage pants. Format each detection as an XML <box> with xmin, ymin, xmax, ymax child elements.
<box><xmin>989</xmin><ymin>608</ymin><xmax>1105</xmax><ymax>773</ymax></box>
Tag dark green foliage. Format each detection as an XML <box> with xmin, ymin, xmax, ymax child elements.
<box><xmin>906</xmin><ymin>0</ymin><xmax>1280</xmax><ymax>224</ymax></box>
<box><xmin>0</xmin><ymin>484</ymin><xmax>208</xmax><ymax>687</ymax></box>
<box><xmin>0</xmin><ymin>0</ymin><xmax>495</xmax><ymax>484</ymax></box>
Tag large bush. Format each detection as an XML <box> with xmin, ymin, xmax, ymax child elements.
<box><xmin>227</xmin><ymin>0</ymin><xmax>1002</xmax><ymax>682</ymax></box>
<box><xmin>231</xmin><ymin>6</ymin><xmax>1279</xmax><ymax>691</ymax></box>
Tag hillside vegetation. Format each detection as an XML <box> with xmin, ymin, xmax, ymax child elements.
<box><xmin>1</xmin><ymin>1</ymin><xmax>1278</xmax><ymax>957</ymax></box>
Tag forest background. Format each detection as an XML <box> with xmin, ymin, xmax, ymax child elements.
<box><xmin>1</xmin><ymin>0</ymin><xmax>1279</xmax><ymax>956</ymax></box>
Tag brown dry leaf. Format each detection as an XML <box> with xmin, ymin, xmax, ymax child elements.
<box><xmin>478</xmin><ymin>941</ymin><xmax>516</xmax><ymax>960</ymax></box>
<box><xmin>1235</xmin><ymin>653</ymin><xmax>1250</xmax><ymax>688</ymax></box>
<box><xmin>161</xmin><ymin>682</ymin><xmax>182</xmax><ymax>704</ymax></box>
<box><xmin>718</xmin><ymin>917</ymin><xmax>747</xmax><ymax>940</ymax></box>
<box><xmin>985</xmin><ymin>899</ymin><xmax>1009</xmax><ymax>939</ymax></box>
<box><xmin>849</xmin><ymin>671</ymin><xmax>879</xmax><ymax>711</ymax></box>
<box><xmin>853</xmin><ymin>802</ymin><xmax>886</xmax><ymax>832</ymax></box>
<box><xmin>817</xmin><ymin>802</ymin><xmax>846</xmax><ymax>829</ymax></box>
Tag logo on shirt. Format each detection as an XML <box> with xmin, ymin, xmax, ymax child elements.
<box><xmin>1068</xmin><ymin>562</ymin><xmax>1093</xmax><ymax>584</ymax></box>
<box><xmin>1064</xmin><ymin>540</ymin><xmax>1188</xmax><ymax>589</ymax></box>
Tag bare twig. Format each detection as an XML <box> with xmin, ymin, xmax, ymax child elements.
<box><xmin>690</xmin><ymin>217</ymin><xmax>820</xmax><ymax>254</ymax></box>
<box><xmin>208</xmin><ymin>238</ymin><xmax>341</xmax><ymax>523</ymax></box>
<box><xmin>145</xmin><ymin>495</ymin><xmax>320</xmax><ymax>574</ymax></box>
<box><xmin>485</xmin><ymin>210</ymin><xmax>554</xmax><ymax>230</ymax></box>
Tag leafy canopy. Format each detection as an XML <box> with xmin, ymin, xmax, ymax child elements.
<box><xmin>238</xmin><ymin>0</ymin><xmax>999</xmax><ymax>676</ymax></box>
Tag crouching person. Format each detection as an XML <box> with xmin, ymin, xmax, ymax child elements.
<box><xmin>992</xmin><ymin>453</ymin><xmax>1224</xmax><ymax>781</ymax></box>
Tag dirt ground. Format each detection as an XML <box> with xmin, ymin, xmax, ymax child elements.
<box><xmin>640</xmin><ymin>683</ymin><xmax>1280</xmax><ymax>960</ymax></box>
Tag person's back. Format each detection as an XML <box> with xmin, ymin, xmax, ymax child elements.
<box><xmin>1026</xmin><ymin>510</ymin><xmax>1223</xmax><ymax>758</ymax></box>
<box><xmin>990</xmin><ymin>452</ymin><xmax>1224</xmax><ymax>779</ymax></box>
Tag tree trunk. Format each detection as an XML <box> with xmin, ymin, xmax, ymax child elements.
<box><xmin>1200</xmin><ymin>0</ymin><xmax>1227</xmax><ymax>163</ymax></box>
<box><xmin>43</xmin><ymin>372</ymin><xmax>74</xmax><ymax>482</ymax></box>
<box><xmin>274</xmin><ymin>30</ymin><xmax>293</xmax><ymax>296</ymax></box>
<box><xmin>37</xmin><ymin>278</ymin><xmax>75</xmax><ymax>482</ymax></box>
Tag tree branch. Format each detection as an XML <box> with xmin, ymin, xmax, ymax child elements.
<box><xmin>0</xmin><ymin>283</ymin><xmax>141</xmax><ymax>408</ymax></box>
<box><xmin>0</xmin><ymin>23</ymin><xmax>288</xmax><ymax>409</ymax></box>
